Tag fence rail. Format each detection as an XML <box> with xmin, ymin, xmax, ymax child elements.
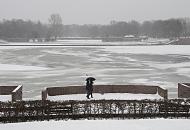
<box><xmin>0</xmin><ymin>99</ymin><xmax>190</xmax><ymax>123</ymax></box>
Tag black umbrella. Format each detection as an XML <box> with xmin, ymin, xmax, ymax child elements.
<box><xmin>86</xmin><ymin>77</ymin><xmax>96</xmax><ymax>81</ymax></box>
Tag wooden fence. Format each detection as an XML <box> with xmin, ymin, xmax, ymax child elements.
<box><xmin>0</xmin><ymin>99</ymin><xmax>190</xmax><ymax>123</ymax></box>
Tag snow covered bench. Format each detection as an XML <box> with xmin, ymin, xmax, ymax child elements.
<box><xmin>0</xmin><ymin>85</ymin><xmax>22</xmax><ymax>102</ymax></box>
<box><xmin>42</xmin><ymin>85</ymin><xmax>168</xmax><ymax>101</ymax></box>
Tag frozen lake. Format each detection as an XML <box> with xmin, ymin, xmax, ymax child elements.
<box><xmin>0</xmin><ymin>41</ymin><xmax>190</xmax><ymax>99</ymax></box>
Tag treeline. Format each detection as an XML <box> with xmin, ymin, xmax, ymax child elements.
<box><xmin>0</xmin><ymin>19</ymin><xmax>48</xmax><ymax>40</ymax></box>
<box><xmin>64</xmin><ymin>19</ymin><xmax>187</xmax><ymax>38</ymax></box>
<box><xmin>0</xmin><ymin>18</ymin><xmax>190</xmax><ymax>41</ymax></box>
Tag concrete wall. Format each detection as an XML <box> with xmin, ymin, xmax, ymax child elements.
<box><xmin>12</xmin><ymin>85</ymin><xmax>23</xmax><ymax>102</ymax></box>
<box><xmin>0</xmin><ymin>86</ymin><xmax>17</xmax><ymax>95</ymax></box>
<box><xmin>178</xmin><ymin>83</ymin><xmax>190</xmax><ymax>98</ymax></box>
<box><xmin>157</xmin><ymin>87</ymin><xmax>168</xmax><ymax>99</ymax></box>
<box><xmin>93</xmin><ymin>85</ymin><xmax>158</xmax><ymax>94</ymax></box>
<box><xmin>42</xmin><ymin>90</ymin><xmax>48</xmax><ymax>101</ymax></box>
<box><xmin>43</xmin><ymin>85</ymin><xmax>168</xmax><ymax>100</ymax></box>
<box><xmin>0</xmin><ymin>85</ymin><xmax>22</xmax><ymax>101</ymax></box>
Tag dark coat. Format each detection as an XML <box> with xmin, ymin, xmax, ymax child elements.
<box><xmin>86</xmin><ymin>80</ymin><xmax>93</xmax><ymax>91</ymax></box>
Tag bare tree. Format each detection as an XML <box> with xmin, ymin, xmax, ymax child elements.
<box><xmin>48</xmin><ymin>14</ymin><xmax>63</xmax><ymax>40</ymax></box>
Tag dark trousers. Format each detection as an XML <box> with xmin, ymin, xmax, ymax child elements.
<box><xmin>86</xmin><ymin>90</ymin><xmax>93</xmax><ymax>98</ymax></box>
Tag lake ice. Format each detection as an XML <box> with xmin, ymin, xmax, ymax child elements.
<box><xmin>0</xmin><ymin>42</ymin><xmax>190</xmax><ymax>99</ymax></box>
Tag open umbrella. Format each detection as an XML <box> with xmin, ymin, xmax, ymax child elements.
<box><xmin>86</xmin><ymin>77</ymin><xmax>96</xmax><ymax>81</ymax></box>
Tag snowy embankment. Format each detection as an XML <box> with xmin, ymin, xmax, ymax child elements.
<box><xmin>1</xmin><ymin>119</ymin><xmax>190</xmax><ymax>130</ymax></box>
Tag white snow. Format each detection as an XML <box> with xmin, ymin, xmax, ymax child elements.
<box><xmin>0</xmin><ymin>39</ymin><xmax>8</xmax><ymax>44</ymax></box>
<box><xmin>0</xmin><ymin>44</ymin><xmax>190</xmax><ymax>98</ymax></box>
<box><xmin>0</xmin><ymin>43</ymin><xmax>189</xmax><ymax>129</ymax></box>
<box><xmin>12</xmin><ymin>85</ymin><xmax>22</xmax><ymax>92</ymax></box>
<box><xmin>177</xmin><ymin>68</ymin><xmax>190</xmax><ymax>77</ymax></box>
<box><xmin>103</xmin><ymin>45</ymin><xmax>190</xmax><ymax>55</ymax></box>
<box><xmin>0</xmin><ymin>64</ymin><xmax>48</xmax><ymax>71</ymax></box>
<box><xmin>124</xmin><ymin>35</ymin><xmax>135</xmax><ymax>38</ymax></box>
<box><xmin>144</xmin><ymin>38</ymin><xmax>170</xmax><ymax>44</ymax></box>
<box><xmin>131</xmin><ymin>78</ymin><xmax>149</xmax><ymax>83</ymax></box>
<box><xmin>0</xmin><ymin>119</ymin><xmax>190</xmax><ymax>130</ymax></box>
<box><xmin>0</xmin><ymin>95</ymin><xmax>12</xmax><ymax>102</ymax></box>
<box><xmin>56</xmin><ymin>39</ymin><xmax>102</xmax><ymax>44</ymax></box>
<box><xmin>42</xmin><ymin>50</ymin><xmax>90</xmax><ymax>57</ymax></box>
<box><xmin>90</xmin><ymin>57</ymin><xmax>113</xmax><ymax>62</ymax></box>
<box><xmin>47</xmin><ymin>93</ymin><xmax>162</xmax><ymax>101</ymax></box>
<box><xmin>150</xmin><ymin>62</ymin><xmax>190</xmax><ymax>70</ymax></box>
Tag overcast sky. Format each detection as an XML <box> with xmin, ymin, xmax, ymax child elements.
<box><xmin>0</xmin><ymin>0</ymin><xmax>190</xmax><ymax>24</ymax></box>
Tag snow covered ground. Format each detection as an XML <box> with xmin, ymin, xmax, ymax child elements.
<box><xmin>0</xmin><ymin>42</ymin><xmax>190</xmax><ymax>99</ymax></box>
<box><xmin>0</xmin><ymin>95</ymin><xmax>12</xmax><ymax>102</ymax></box>
<box><xmin>0</xmin><ymin>42</ymin><xmax>190</xmax><ymax>129</ymax></box>
<box><xmin>1</xmin><ymin>119</ymin><xmax>190</xmax><ymax>130</ymax></box>
<box><xmin>103</xmin><ymin>45</ymin><xmax>190</xmax><ymax>55</ymax></box>
<box><xmin>0</xmin><ymin>64</ymin><xmax>48</xmax><ymax>71</ymax></box>
<box><xmin>47</xmin><ymin>93</ymin><xmax>162</xmax><ymax>101</ymax></box>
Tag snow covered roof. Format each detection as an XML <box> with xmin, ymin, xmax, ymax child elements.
<box><xmin>124</xmin><ymin>35</ymin><xmax>135</xmax><ymax>38</ymax></box>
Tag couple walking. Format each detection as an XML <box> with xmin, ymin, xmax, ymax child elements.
<box><xmin>85</xmin><ymin>77</ymin><xmax>96</xmax><ymax>99</ymax></box>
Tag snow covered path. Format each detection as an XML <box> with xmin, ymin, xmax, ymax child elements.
<box><xmin>1</xmin><ymin>119</ymin><xmax>190</xmax><ymax>130</ymax></box>
<box><xmin>47</xmin><ymin>93</ymin><xmax>162</xmax><ymax>101</ymax></box>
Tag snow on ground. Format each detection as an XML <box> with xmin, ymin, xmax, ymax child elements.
<box><xmin>0</xmin><ymin>44</ymin><xmax>190</xmax><ymax>98</ymax></box>
<box><xmin>0</xmin><ymin>95</ymin><xmax>12</xmax><ymax>102</ymax></box>
<box><xmin>0</xmin><ymin>119</ymin><xmax>190</xmax><ymax>130</ymax></box>
<box><xmin>47</xmin><ymin>93</ymin><xmax>162</xmax><ymax>101</ymax></box>
<box><xmin>0</xmin><ymin>64</ymin><xmax>48</xmax><ymax>71</ymax></box>
<box><xmin>0</xmin><ymin>42</ymin><xmax>189</xmax><ymax>129</ymax></box>
<box><xmin>102</xmin><ymin>45</ymin><xmax>190</xmax><ymax>55</ymax></box>
<box><xmin>147</xmin><ymin>62</ymin><xmax>190</xmax><ymax>70</ymax></box>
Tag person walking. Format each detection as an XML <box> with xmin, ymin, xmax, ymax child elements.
<box><xmin>85</xmin><ymin>77</ymin><xmax>96</xmax><ymax>99</ymax></box>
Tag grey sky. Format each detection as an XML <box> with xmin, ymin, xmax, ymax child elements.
<box><xmin>0</xmin><ymin>0</ymin><xmax>190</xmax><ymax>24</ymax></box>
